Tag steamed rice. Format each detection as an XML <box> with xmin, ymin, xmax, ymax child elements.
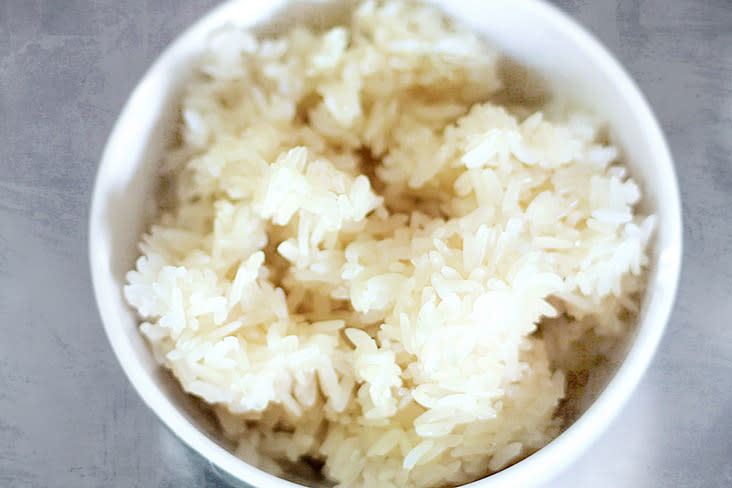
<box><xmin>124</xmin><ymin>1</ymin><xmax>655</xmax><ymax>487</ymax></box>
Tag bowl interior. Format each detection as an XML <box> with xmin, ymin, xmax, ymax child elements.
<box><xmin>89</xmin><ymin>1</ymin><xmax>681</xmax><ymax>487</ymax></box>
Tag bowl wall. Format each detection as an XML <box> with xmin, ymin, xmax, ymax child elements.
<box><xmin>89</xmin><ymin>1</ymin><xmax>682</xmax><ymax>487</ymax></box>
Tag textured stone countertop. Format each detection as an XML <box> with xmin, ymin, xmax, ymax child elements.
<box><xmin>1</xmin><ymin>1</ymin><xmax>730</xmax><ymax>487</ymax></box>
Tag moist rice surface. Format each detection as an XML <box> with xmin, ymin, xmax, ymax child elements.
<box><xmin>124</xmin><ymin>1</ymin><xmax>655</xmax><ymax>486</ymax></box>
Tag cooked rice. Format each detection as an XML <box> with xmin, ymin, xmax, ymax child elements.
<box><xmin>124</xmin><ymin>1</ymin><xmax>654</xmax><ymax>487</ymax></box>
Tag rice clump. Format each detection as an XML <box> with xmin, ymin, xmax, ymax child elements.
<box><xmin>124</xmin><ymin>1</ymin><xmax>655</xmax><ymax>487</ymax></box>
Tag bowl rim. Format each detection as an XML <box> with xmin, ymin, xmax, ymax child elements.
<box><xmin>89</xmin><ymin>0</ymin><xmax>682</xmax><ymax>487</ymax></box>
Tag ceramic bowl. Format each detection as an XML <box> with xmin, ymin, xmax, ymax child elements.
<box><xmin>89</xmin><ymin>1</ymin><xmax>682</xmax><ymax>486</ymax></box>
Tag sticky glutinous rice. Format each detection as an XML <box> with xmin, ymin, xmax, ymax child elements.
<box><xmin>125</xmin><ymin>2</ymin><xmax>655</xmax><ymax>487</ymax></box>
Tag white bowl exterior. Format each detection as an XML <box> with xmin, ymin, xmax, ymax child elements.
<box><xmin>89</xmin><ymin>1</ymin><xmax>682</xmax><ymax>487</ymax></box>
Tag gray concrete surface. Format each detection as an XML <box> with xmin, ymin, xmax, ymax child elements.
<box><xmin>1</xmin><ymin>1</ymin><xmax>730</xmax><ymax>487</ymax></box>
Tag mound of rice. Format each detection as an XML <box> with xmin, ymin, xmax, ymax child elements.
<box><xmin>124</xmin><ymin>1</ymin><xmax>655</xmax><ymax>487</ymax></box>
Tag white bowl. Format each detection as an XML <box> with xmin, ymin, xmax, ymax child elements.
<box><xmin>89</xmin><ymin>1</ymin><xmax>682</xmax><ymax>486</ymax></box>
